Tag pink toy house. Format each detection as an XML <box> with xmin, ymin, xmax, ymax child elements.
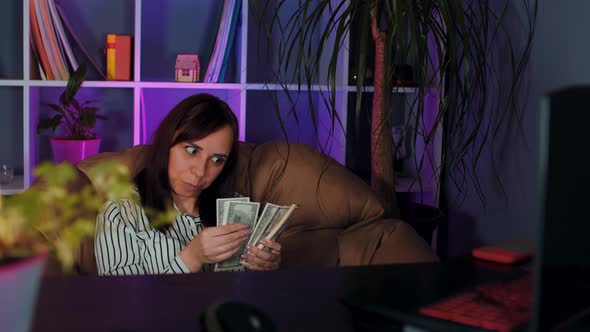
<box><xmin>175</xmin><ymin>54</ymin><xmax>200</xmax><ymax>82</ymax></box>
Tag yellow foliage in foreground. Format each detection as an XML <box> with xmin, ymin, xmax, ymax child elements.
<box><xmin>0</xmin><ymin>161</ymin><xmax>138</xmax><ymax>272</ymax></box>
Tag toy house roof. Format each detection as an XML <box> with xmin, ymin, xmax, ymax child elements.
<box><xmin>176</xmin><ymin>55</ymin><xmax>199</xmax><ymax>69</ymax></box>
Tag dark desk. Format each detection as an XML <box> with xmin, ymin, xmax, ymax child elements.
<box><xmin>32</xmin><ymin>258</ymin><xmax>523</xmax><ymax>332</ymax></box>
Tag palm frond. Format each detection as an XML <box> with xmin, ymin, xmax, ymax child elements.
<box><xmin>252</xmin><ymin>0</ymin><xmax>537</xmax><ymax>208</ymax></box>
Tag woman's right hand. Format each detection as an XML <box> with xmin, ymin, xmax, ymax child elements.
<box><xmin>179</xmin><ymin>223</ymin><xmax>250</xmax><ymax>272</ymax></box>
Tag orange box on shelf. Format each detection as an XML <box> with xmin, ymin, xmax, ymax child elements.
<box><xmin>105</xmin><ymin>34</ymin><xmax>132</xmax><ymax>81</ymax></box>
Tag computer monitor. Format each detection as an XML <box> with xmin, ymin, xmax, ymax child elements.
<box><xmin>532</xmin><ymin>86</ymin><xmax>590</xmax><ymax>331</ymax></box>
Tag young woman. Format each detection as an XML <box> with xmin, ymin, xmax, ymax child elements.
<box><xmin>94</xmin><ymin>93</ymin><xmax>281</xmax><ymax>275</ymax></box>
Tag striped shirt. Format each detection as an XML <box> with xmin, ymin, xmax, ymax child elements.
<box><xmin>94</xmin><ymin>199</ymin><xmax>204</xmax><ymax>275</ymax></box>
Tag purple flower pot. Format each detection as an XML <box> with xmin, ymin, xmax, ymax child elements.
<box><xmin>50</xmin><ymin>137</ymin><xmax>101</xmax><ymax>164</ymax></box>
<box><xmin>0</xmin><ymin>255</ymin><xmax>46</xmax><ymax>332</ymax></box>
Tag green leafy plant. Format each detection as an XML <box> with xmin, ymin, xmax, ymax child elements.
<box><xmin>36</xmin><ymin>63</ymin><xmax>107</xmax><ymax>140</ymax></box>
<box><xmin>0</xmin><ymin>161</ymin><xmax>136</xmax><ymax>273</ymax></box>
<box><xmin>252</xmin><ymin>1</ymin><xmax>537</xmax><ymax>214</ymax></box>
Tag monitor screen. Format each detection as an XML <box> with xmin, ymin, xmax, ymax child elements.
<box><xmin>533</xmin><ymin>86</ymin><xmax>590</xmax><ymax>331</ymax></box>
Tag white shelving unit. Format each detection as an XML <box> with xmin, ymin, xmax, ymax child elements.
<box><xmin>1</xmin><ymin>0</ymin><xmax>441</xmax><ymax>205</ymax></box>
<box><xmin>0</xmin><ymin>176</ymin><xmax>25</xmax><ymax>196</ymax></box>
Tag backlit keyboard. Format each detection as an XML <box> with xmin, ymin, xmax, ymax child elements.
<box><xmin>419</xmin><ymin>274</ymin><xmax>532</xmax><ymax>332</ymax></box>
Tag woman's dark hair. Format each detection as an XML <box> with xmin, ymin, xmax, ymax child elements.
<box><xmin>136</xmin><ymin>93</ymin><xmax>239</xmax><ymax>227</ymax></box>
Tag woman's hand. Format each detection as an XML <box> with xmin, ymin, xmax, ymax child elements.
<box><xmin>180</xmin><ymin>223</ymin><xmax>250</xmax><ymax>272</ymax></box>
<box><xmin>242</xmin><ymin>239</ymin><xmax>282</xmax><ymax>271</ymax></box>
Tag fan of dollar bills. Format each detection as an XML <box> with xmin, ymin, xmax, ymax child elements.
<box><xmin>214</xmin><ymin>197</ymin><xmax>298</xmax><ymax>272</ymax></box>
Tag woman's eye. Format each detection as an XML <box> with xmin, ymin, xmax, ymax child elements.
<box><xmin>211</xmin><ymin>156</ymin><xmax>225</xmax><ymax>165</ymax></box>
<box><xmin>185</xmin><ymin>146</ymin><xmax>197</xmax><ymax>155</ymax></box>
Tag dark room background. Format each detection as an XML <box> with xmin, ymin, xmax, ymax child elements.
<box><xmin>445</xmin><ymin>0</ymin><xmax>590</xmax><ymax>256</ymax></box>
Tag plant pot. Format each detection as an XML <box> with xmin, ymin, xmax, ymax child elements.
<box><xmin>50</xmin><ymin>137</ymin><xmax>101</xmax><ymax>164</ymax></box>
<box><xmin>0</xmin><ymin>254</ymin><xmax>46</xmax><ymax>332</ymax></box>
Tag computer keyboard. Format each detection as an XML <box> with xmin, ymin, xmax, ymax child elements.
<box><xmin>418</xmin><ymin>273</ymin><xmax>532</xmax><ymax>332</ymax></box>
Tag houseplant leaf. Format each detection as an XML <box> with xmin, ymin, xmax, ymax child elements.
<box><xmin>38</xmin><ymin>62</ymin><xmax>106</xmax><ymax>143</ymax></box>
<box><xmin>47</xmin><ymin>103</ymin><xmax>66</xmax><ymax>116</ymax></box>
<box><xmin>78</xmin><ymin>112</ymin><xmax>96</xmax><ymax>130</ymax></box>
<box><xmin>60</xmin><ymin>63</ymin><xmax>87</xmax><ymax>106</ymax></box>
<box><xmin>36</xmin><ymin>115</ymin><xmax>63</xmax><ymax>134</ymax></box>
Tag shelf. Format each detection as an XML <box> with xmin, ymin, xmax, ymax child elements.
<box><xmin>246</xmin><ymin>83</ymin><xmax>321</xmax><ymax>92</ymax></box>
<box><xmin>245</xmin><ymin>90</ymin><xmax>319</xmax><ymax>146</ymax></box>
<box><xmin>0</xmin><ymin>80</ymin><xmax>25</xmax><ymax>86</ymax></box>
<box><xmin>28</xmin><ymin>80</ymin><xmax>136</xmax><ymax>88</ymax></box>
<box><xmin>24</xmin><ymin>81</ymin><xmax>245</xmax><ymax>90</ymax></box>
<box><xmin>244</xmin><ymin>84</ymin><xmax>423</xmax><ymax>94</ymax></box>
<box><xmin>139</xmin><ymin>82</ymin><xmax>242</xmax><ymax>90</ymax></box>
<box><xmin>141</xmin><ymin>1</ymin><xmax>240</xmax><ymax>83</ymax></box>
<box><xmin>52</xmin><ymin>0</ymin><xmax>134</xmax><ymax>81</ymax></box>
<box><xmin>0</xmin><ymin>81</ymin><xmax>419</xmax><ymax>93</ymax></box>
<box><xmin>346</xmin><ymin>86</ymin><xmax>421</xmax><ymax>93</ymax></box>
<box><xmin>17</xmin><ymin>82</ymin><xmax>425</xmax><ymax>92</ymax></box>
<box><xmin>32</xmin><ymin>87</ymin><xmax>134</xmax><ymax>163</ymax></box>
<box><xmin>246</xmin><ymin>83</ymin><xmax>345</xmax><ymax>92</ymax></box>
<box><xmin>140</xmin><ymin>88</ymin><xmax>243</xmax><ymax>144</ymax></box>
<box><xmin>0</xmin><ymin>175</ymin><xmax>25</xmax><ymax>195</ymax></box>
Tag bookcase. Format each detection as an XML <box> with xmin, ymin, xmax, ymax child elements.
<box><xmin>0</xmin><ymin>0</ymin><xmax>442</xmax><ymax>207</ymax></box>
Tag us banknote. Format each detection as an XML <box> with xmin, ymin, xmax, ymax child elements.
<box><xmin>248</xmin><ymin>203</ymin><xmax>289</xmax><ymax>246</ymax></box>
<box><xmin>240</xmin><ymin>203</ymin><xmax>298</xmax><ymax>267</ymax></box>
<box><xmin>214</xmin><ymin>200</ymin><xmax>260</xmax><ymax>272</ymax></box>
<box><xmin>216</xmin><ymin>197</ymin><xmax>250</xmax><ymax>226</ymax></box>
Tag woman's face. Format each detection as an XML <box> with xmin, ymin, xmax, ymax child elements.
<box><xmin>168</xmin><ymin>125</ymin><xmax>234</xmax><ymax>200</ymax></box>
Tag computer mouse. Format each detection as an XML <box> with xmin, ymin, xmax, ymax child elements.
<box><xmin>201</xmin><ymin>300</ymin><xmax>276</xmax><ymax>332</ymax></box>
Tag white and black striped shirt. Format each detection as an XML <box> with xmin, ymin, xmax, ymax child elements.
<box><xmin>95</xmin><ymin>199</ymin><xmax>204</xmax><ymax>275</ymax></box>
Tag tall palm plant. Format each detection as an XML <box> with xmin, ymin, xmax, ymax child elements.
<box><xmin>251</xmin><ymin>0</ymin><xmax>537</xmax><ymax>216</ymax></box>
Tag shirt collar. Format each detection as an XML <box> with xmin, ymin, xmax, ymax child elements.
<box><xmin>172</xmin><ymin>203</ymin><xmax>200</xmax><ymax>222</ymax></box>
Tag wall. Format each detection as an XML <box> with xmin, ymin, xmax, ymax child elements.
<box><xmin>446</xmin><ymin>0</ymin><xmax>590</xmax><ymax>256</ymax></box>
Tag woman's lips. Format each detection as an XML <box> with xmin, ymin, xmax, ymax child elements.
<box><xmin>183</xmin><ymin>182</ymin><xmax>201</xmax><ymax>192</ymax></box>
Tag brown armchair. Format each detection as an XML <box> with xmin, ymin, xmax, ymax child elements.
<box><xmin>72</xmin><ymin>140</ymin><xmax>436</xmax><ymax>274</ymax></box>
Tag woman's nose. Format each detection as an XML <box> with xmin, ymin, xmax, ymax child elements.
<box><xmin>191</xmin><ymin>157</ymin><xmax>207</xmax><ymax>177</ymax></box>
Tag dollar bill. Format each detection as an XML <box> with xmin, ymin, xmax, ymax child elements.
<box><xmin>253</xmin><ymin>204</ymin><xmax>298</xmax><ymax>249</ymax></box>
<box><xmin>239</xmin><ymin>203</ymin><xmax>296</xmax><ymax>267</ymax></box>
<box><xmin>214</xmin><ymin>201</ymin><xmax>260</xmax><ymax>272</ymax></box>
<box><xmin>216</xmin><ymin>197</ymin><xmax>249</xmax><ymax>226</ymax></box>
<box><xmin>249</xmin><ymin>203</ymin><xmax>289</xmax><ymax>246</ymax></box>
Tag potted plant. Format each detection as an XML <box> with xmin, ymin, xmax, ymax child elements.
<box><xmin>36</xmin><ymin>63</ymin><xmax>107</xmax><ymax>164</ymax></box>
<box><xmin>252</xmin><ymin>1</ymin><xmax>537</xmax><ymax>220</ymax></box>
<box><xmin>0</xmin><ymin>161</ymin><xmax>135</xmax><ymax>332</ymax></box>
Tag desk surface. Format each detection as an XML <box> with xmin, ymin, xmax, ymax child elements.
<box><xmin>32</xmin><ymin>258</ymin><xmax>521</xmax><ymax>332</ymax></box>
